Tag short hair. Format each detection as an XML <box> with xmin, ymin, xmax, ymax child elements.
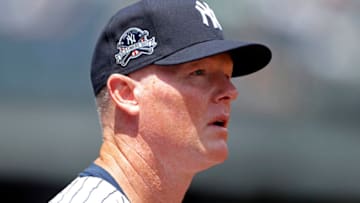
<box><xmin>95</xmin><ymin>87</ymin><xmax>111</xmax><ymax>121</ymax></box>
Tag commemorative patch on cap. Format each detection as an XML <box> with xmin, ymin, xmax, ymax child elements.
<box><xmin>115</xmin><ymin>27</ymin><xmax>157</xmax><ymax>67</ymax></box>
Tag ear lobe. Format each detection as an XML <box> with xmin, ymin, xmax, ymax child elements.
<box><xmin>107</xmin><ymin>74</ymin><xmax>140</xmax><ymax>115</ymax></box>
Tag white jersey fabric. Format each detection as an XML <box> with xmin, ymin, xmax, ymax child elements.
<box><xmin>49</xmin><ymin>176</ymin><xmax>130</xmax><ymax>203</ymax></box>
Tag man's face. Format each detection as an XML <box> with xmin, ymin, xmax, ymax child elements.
<box><xmin>132</xmin><ymin>53</ymin><xmax>238</xmax><ymax>172</ymax></box>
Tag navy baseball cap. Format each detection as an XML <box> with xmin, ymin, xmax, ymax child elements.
<box><xmin>91</xmin><ymin>0</ymin><xmax>272</xmax><ymax>95</ymax></box>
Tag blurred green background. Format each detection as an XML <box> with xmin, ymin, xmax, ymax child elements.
<box><xmin>1</xmin><ymin>0</ymin><xmax>359</xmax><ymax>202</ymax></box>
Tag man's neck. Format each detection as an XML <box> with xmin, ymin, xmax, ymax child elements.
<box><xmin>95</xmin><ymin>134</ymin><xmax>194</xmax><ymax>203</ymax></box>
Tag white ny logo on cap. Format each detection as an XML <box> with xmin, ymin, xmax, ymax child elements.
<box><xmin>195</xmin><ymin>0</ymin><xmax>222</xmax><ymax>30</ymax></box>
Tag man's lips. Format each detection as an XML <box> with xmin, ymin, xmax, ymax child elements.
<box><xmin>208</xmin><ymin>115</ymin><xmax>229</xmax><ymax>128</ymax></box>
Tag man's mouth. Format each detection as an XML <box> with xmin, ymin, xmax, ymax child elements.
<box><xmin>209</xmin><ymin>116</ymin><xmax>229</xmax><ymax>128</ymax></box>
<box><xmin>212</xmin><ymin>120</ymin><xmax>226</xmax><ymax>127</ymax></box>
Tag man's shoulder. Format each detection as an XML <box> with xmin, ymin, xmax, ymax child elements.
<box><xmin>49</xmin><ymin>176</ymin><xmax>129</xmax><ymax>203</ymax></box>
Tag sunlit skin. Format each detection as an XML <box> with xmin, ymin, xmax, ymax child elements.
<box><xmin>95</xmin><ymin>53</ymin><xmax>238</xmax><ymax>203</ymax></box>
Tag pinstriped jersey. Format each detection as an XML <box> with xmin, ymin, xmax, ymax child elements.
<box><xmin>49</xmin><ymin>176</ymin><xmax>130</xmax><ymax>203</ymax></box>
<box><xmin>49</xmin><ymin>163</ymin><xmax>130</xmax><ymax>203</ymax></box>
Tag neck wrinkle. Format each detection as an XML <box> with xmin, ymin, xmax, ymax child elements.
<box><xmin>96</xmin><ymin>131</ymin><xmax>194</xmax><ymax>203</ymax></box>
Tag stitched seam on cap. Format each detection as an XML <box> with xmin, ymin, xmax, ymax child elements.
<box><xmin>143</xmin><ymin>0</ymin><xmax>159</xmax><ymax>59</ymax></box>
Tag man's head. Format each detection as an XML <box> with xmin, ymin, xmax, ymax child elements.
<box><xmin>91</xmin><ymin>0</ymin><xmax>271</xmax><ymax>171</ymax></box>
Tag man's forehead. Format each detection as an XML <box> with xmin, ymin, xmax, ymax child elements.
<box><xmin>127</xmin><ymin>53</ymin><xmax>233</xmax><ymax>80</ymax></box>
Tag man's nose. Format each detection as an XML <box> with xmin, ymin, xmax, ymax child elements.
<box><xmin>214</xmin><ymin>78</ymin><xmax>239</xmax><ymax>104</ymax></box>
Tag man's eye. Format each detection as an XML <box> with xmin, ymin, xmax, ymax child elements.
<box><xmin>191</xmin><ymin>69</ymin><xmax>206</xmax><ymax>76</ymax></box>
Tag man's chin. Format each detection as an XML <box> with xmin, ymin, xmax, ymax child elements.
<box><xmin>200</xmin><ymin>146</ymin><xmax>229</xmax><ymax>171</ymax></box>
<box><xmin>212</xmin><ymin>148</ymin><xmax>229</xmax><ymax>165</ymax></box>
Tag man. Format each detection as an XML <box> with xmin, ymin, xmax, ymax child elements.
<box><xmin>50</xmin><ymin>0</ymin><xmax>271</xmax><ymax>202</ymax></box>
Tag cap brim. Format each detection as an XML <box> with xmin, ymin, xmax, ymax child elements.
<box><xmin>154</xmin><ymin>40</ymin><xmax>271</xmax><ymax>77</ymax></box>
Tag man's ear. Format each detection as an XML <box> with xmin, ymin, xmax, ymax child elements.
<box><xmin>107</xmin><ymin>74</ymin><xmax>140</xmax><ymax>115</ymax></box>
